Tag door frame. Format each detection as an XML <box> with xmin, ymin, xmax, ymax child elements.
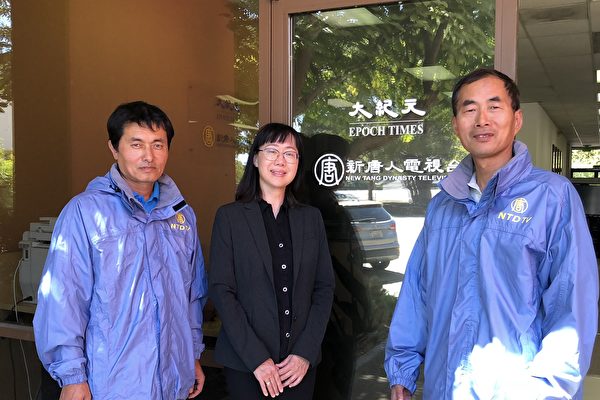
<box><xmin>259</xmin><ymin>0</ymin><xmax>518</xmax><ymax>125</ymax></box>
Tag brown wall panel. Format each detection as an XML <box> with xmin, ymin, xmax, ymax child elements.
<box><xmin>9</xmin><ymin>1</ymin><xmax>239</xmax><ymax>253</ymax></box>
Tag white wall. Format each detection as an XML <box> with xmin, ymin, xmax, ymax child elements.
<box><xmin>518</xmin><ymin>102</ymin><xmax>567</xmax><ymax>174</ymax></box>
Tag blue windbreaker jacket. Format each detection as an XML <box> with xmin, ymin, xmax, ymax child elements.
<box><xmin>385</xmin><ymin>141</ymin><xmax>599</xmax><ymax>399</ymax></box>
<box><xmin>33</xmin><ymin>164</ymin><xmax>208</xmax><ymax>400</ymax></box>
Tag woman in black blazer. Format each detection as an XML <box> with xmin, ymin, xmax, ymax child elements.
<box><xmin>209</xmin><ymin>123</ymin><xmax>335</xmax><ymax>399</ymax></box>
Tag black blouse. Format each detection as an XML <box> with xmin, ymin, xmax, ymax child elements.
<box><xmin>259</xmin><ymin>199</ymin><xmax>294</xmax><ymax>360</ymax></box>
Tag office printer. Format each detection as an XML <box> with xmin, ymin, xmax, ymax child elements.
<box><xmin>18</xmin><ymin>217</ymin><xmax>57</xmax><ymax>303</ymax></box>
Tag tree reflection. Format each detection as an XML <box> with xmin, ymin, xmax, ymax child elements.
<box><xmin>0</xmin><ymin>0</ymin><xmax>11</xmax><ymax>254</ymax></box>
<box><xmin>0</xmin><ymin>0</ymin><xmax>10</xmax><ymax>110</ymax></box>
<box><xmin>225</xmin><ymin>0</ymin><xmax>260</xmax><ymax>183</ymax></box>
<box><xmin>293</xmin><ymin>0</ymin><xmax>494</xmax><ymax>205</ymax></box>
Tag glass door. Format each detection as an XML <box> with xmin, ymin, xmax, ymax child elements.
<box><xmin>267</xmin><ymin>1</ymin><xmax>515</xmax><ymax>399</ymax></box>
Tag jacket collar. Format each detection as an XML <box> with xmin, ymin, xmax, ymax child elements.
<box><xmin>439</xmin><ymin>140</ymin><xmax>532</xmax><ymax>201</ymax></box>
<box><xmin>86</xmin><ymin>164</ymin><xmax>187</xmax><ymax>219</ymax></box>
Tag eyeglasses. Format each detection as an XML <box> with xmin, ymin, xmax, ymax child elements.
<box><xmin>258</xmin><ymin>148</ymin><xmax>299</xmax><ymax>164</ymax></box>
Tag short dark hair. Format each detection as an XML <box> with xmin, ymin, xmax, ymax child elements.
<box><xmin>236</xmin><ymin>123</ymin><xmax>304</xmax><ymax>206</ymax></box>
<box><xmin>107</xmin><ymin>101</ymin><xmax>175</xmax><ymax>149</ymax></box>
<box><xmin>451</xmin><ymin>68</ymin><xmax>520</xmax><ymax>116</ymax></box>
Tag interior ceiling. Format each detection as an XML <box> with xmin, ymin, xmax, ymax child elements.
<box><xmin>518</xmin><ymin>0</ymin><xmax>600</xmax><ymax>148</ymax></box>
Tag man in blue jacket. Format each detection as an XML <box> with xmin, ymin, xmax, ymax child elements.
<box><xmin>33</xmin><ymin>101</ymin><xmax>208</xmax><ymax>400</ymax></box>
<box><xmin>385</xmin><ymin>69</ymin><xmax>599</xmax><ymax>399</ymax></box>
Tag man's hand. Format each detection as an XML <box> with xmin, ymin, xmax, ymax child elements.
<box><xmin>188</xmin><ymin>359</ymin><xmax>205</xmax><ymax>398</ymax></box>
<box><xmin>391</xmin><ymin>384</ymin><xmax>412</xmax><ymax>400</ymax></box>
<box><xmin>276</xmin><ymin>354</ymin><xmax>309</xmax><ymax>388</ymax></box>
<box><xmin>59</xmin><ymin>382</ymin><xmax>91</xmax><ymax>400</ymax></box>
<box><xmin>253</xmin><ymin>358</ymin><xmax>283</xmax><ymax>397</ymax></box>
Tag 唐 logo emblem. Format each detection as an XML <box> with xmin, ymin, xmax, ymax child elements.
<box><xmin>314</xmin><ymin>153</ymin><xmax>345</xmax><ymax>187</ymax></box>
<box><xmin>171</xmin><ymin>212</ymin><xmax>190</xmax><ymax>231</ymax></box>
<box><xmin>510</xmin><ymin>198</ymin><xmax>528</xmax><ymax>214</ymax></box>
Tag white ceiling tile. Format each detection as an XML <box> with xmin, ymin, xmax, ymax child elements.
<box><xmin>520</xmin><ymin>0</ymin><xmax>584</xmax><ymax>9</ymax></box>
<box><xmin>540</xmin><ymin>103</ymin><xmax>568</xmax><ymax>116</ymax></box>
<box><xmin>523</xmin><ymin>19</ymin><xmax>588</xmax><ymax>37</ymax></box>
<box><xmin>517</xmin><ymin>61</ymin><xmax>550</xmax><ymax>86</ymax></box>
<box><xmin>518</xmin><ymin>20</ymin><xmax>527</xmax><ymax>38</ymax></box>
<box><xmin>518</xmin><ymin>0</ymin><xmax>598</xmax><ymax>145</ymax></box>
<box><xmin>557</xmin><ymin>89</ymin><xmax>596</xmax><ymax>104</ymax></box>
<box><xmin>591</xmin><ymin>2</ymin><xmax>600</xmax><ymax>32</ymax></box>
<box><xmin>532</xmin><ymin>33</ymin><xmax>591</xmax><ymax>56</ymax></box>
<box><xmin>541</xmin><ymin>54</ymin><xmax>593</xmax><ymax>73</ymax></box>
<box><xmin>566</xmin><ymin>106</ymin><xmax>597</xmax><ymax>120</ymax></box>
<box><xmin>520</xmin><ymin>86</ymin><xmax>557</xmax><ymax>103</ymax></box>
<box><xmin>517</xmin><ymin>56</ymin><xmax>544</xmax><ymax>69</ymax></box>
<box><xmin>517</xmin><ymin>38</ymin><xmax>537</xmax><ymax>59</ymax></box>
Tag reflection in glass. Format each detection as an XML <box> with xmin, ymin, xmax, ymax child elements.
<box><xmin>225</xmin><ymin>0</ymin><xmax>260</xmax><ymax>184</ymax></box>
<box><xmin>0</xmin><ymin>0</ymin><xmax>11</xmax><ymax>254</ymax></box>
<box><xmin>292</xmin><ymin>2</ymin><xmax>495</xmax><ymax>398</ymax></box>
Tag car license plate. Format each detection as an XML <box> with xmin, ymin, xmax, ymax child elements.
<box><xmin>370</xmin><ymin>230</ymin><xmax>383</xmax><ymax>239</ymax></box>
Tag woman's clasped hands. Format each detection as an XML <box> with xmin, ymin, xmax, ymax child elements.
<box><xmin>253</xmin><ymin>355</ymin><xmax>310</xmax><ymax>398</ymax></box>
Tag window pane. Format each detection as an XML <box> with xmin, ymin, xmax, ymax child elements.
<box><xmin>572</xmin><ymin>148</ymin><xmax>600</xmax><ymax>169</ymax></box>
<box><xmin>291</xmin><ymin>1</ymin><xmax>495</xmax><ymax>397</ymax></box>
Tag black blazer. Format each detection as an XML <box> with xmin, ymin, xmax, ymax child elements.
<box><xmin>209</xmin><ymin>200</ymin><xmax>335</xmax><ymax>372</ymax></box>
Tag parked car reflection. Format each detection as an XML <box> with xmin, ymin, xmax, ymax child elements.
<box><xmin>329</xmin><ymin>199</ymin><xmax>400</xmax><ymax>270</ymax></box>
